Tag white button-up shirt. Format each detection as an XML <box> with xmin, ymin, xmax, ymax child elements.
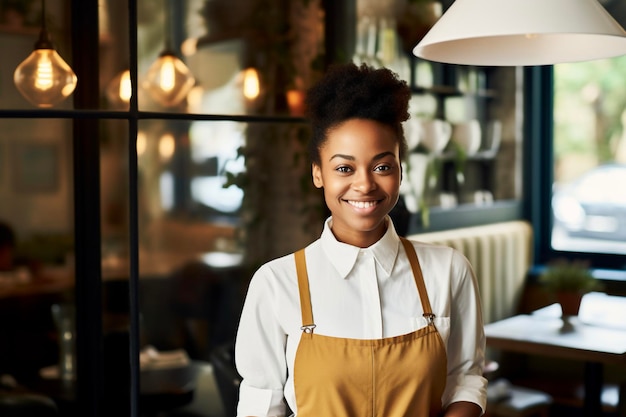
<box><xmin>235</xmin><ymin>217</ymin><xmax>487</xmax><ymax>417</ymax></box>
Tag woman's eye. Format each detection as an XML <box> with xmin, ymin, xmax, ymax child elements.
<box><xmin>374</xmin><ymin>164</ymin><xmax>391</xmax><ymax>172</ymax></box>
<box><xmin>336</xmin><ymin>166</ymin><xmax>352</xmax><ymax>173</ymax></box>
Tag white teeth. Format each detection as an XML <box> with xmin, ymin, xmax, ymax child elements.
<box><xmin>348</xmin><ymin>200</ymin><xmax>377</xmax><ymax>208</ymax></box>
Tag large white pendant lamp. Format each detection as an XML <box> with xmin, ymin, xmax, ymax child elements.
<box><xmin>13</xmin><ymin>0</ymin><xmax>77</xmax><ymax>107</ymax></box>
<box><xmin>413</xmin><ymin>0</ymin><xmax>626</xmax><ymax>66</ymax></box>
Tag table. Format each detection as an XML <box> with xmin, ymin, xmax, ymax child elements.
<box><xmin>0</xmin><ymin>266</ymin><xmax>74</xmax><ymax>300</ymax></box>
<box><xmin>484</xmin><ymin>313</ymin><xmax>626</xmax><ymax>417</ymax></box>
<box><xmin>0</xmin><ymin>249</ymin><xmax>244</xmax><ymax>300</ymax></box>
<box><xmin>32</xmin><ymin>361</ymin><xmax>201</xmax><ymax>417</ymax></box>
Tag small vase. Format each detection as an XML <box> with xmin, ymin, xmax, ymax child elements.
<box><xmin>556</xmin><ymin>291</ymin><xmax>583</xmax><ymax>317</ymax></box>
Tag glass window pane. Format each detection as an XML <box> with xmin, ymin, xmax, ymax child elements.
<box><xmin>0</xmin><ymin>118</ymin><xmax>76</xmax><ymax>414</ymax></box>
<box><xmin>136</xmin><ymin>0</ymin><xmax>324</xmax><ymax>116</ymax></box>
<box><xmin>136</xmin><ymin>118</ymin><xmax>324</xmax><ymax>369</ymax></box>
<box><xmin>137</xmin><ymin>118</ymin><xmax>245</xmax><ymax>416</ymax></box>
<box><xmin>101</xmin><ymin>1</ymin><xmax>132</xmax><ymax>111</ymax></box>
<box><xmin>552</xmin><ymin>57</ymin><xmax>626</xmax><ymax>254</ymax></box>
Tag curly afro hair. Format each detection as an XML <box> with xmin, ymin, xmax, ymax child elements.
<box><xmin>305</xmin><ymin>63</ymin><xmax>411</xmax><ymax>165</ymax></box>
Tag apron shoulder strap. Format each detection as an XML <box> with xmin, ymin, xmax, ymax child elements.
<box><xmin>399</xmin><ymin>237</ymin><xmax>435</xmax><ymax>321</ymax></box>
<box><xmin>294</xmin><ymin>249</ymin><xmax>316</xmax><ymax>332</ymax></box>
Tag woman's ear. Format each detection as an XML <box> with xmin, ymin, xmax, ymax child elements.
<box><xmin>312</xmin><ymin>163</ymin><xmax>323</xmax><ymax>188</ymax></box>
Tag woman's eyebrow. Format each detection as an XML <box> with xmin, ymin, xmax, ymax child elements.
<box><xmin>372</xmin><ymin>151</ymin><xmax>395</xmax><ymax>160</ymax></box>
<box><xmin>328</xmin><ymin>153</ymin><xmax>354</xmax><ymax>162</ymax></box>
<box><xmin>328</xmin><ymin>151</ymin><xmax>395</xmax><ymax>162</ymax></box>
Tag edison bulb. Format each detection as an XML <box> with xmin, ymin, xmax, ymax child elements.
<box><xmin>106</xmin><ymin>69</ymin><xmax>132</xmax><ymax>109</ymax></box>
<box><xmin>14</xmin><ymin>48</ymin><xmax>78</xmax><ymax>108</ymax></box>
<box><xmin>242</xmin><ymin>67</ymin><xmax>260</xmax><ymax>100</ymax></box>
<box><xmin>143</xmin><ymin>52</ymin><xmax>195</xmax><ymax>108</ymax></box>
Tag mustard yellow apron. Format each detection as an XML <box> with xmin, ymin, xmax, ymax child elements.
<box><xmin>293</xmin><ymin>237</ymin><xmax>447</xmax><ymax>417</ymax></box>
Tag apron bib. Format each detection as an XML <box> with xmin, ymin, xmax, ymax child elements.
<box><xmin>293</xmin><ymin>238</ymin><xmax>447</xmax><ymax>417</ymax></box>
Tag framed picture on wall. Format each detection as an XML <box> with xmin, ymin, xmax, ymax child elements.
<box><xmin>12</xmin><ymin>142</ymin><xmax>59</xmax><ymax>193</ymax></box>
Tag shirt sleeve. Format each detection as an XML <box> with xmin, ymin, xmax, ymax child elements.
<box><xmin>234</xmin><ymin>264</ymin><xmax>289</xmax><ymax>417</ymax></box>
<box><xmin>441</xmin><ymin>250</ymin><xmax>488</xmax><ymax>414</ymax></box>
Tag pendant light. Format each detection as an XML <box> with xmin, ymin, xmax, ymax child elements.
<box><xmin>413</xmin><ymin>0</ymin><xmax>626</xmax><ymax>66</ymax></box>
<box><xmin>13</xmin><ymin>0</ymin><xmax>77</xmax><ymax>107</ymax></box>
<box><xmin>143</xmin><ymin>1</ymin><xmax>195</xmax><ymax>108</ymax></box>
<box><xmin>242</xmin><ymin>67</ymin><xmax>260</xmax><ymax>101</ymax></box>
<box><xmin>106</xmin><ymin>69</ymin><xmax>132</xmax><ymax>109</ymax></box>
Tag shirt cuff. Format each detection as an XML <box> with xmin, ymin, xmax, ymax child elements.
<box><xmin>442</xmin><ymin>374</ymin><xmax>488</xmax><ymax>415</ymax></box>
<box><xmin>237</xmin><ymin>383</ymin><xmax>286</xmax><ymax>417</ymax></box>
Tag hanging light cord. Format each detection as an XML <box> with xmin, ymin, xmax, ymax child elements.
<box><xmin>162</xmin><ymin>0</ymin><xmax>174</xmax><ymax>54</ymax></box>
<box><xmin>35</xmin><ymin>0</ymin><xmax>53</xmax><ymax>49</ymax></box>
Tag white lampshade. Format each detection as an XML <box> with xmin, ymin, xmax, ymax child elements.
<box><xmin>413</xmin><ymin>0</ymin><xmax>626</xmax><ymax>66</ymax></box>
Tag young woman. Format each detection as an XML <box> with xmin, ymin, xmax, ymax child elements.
<box><xmin>234</xmin><ymin>63</ymin><xmax>487</xmax><ymax>417</ymax></box>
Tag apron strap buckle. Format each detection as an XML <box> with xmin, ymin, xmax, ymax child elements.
<box><xmin>423</xmin><ymin>313</ymin><xmax>436</xmax><ymax>324</ymax></box>
<box><xmin>301</xmin><ymin>324</ymin><xmax>316</xmax><ymax>334</ymax></box>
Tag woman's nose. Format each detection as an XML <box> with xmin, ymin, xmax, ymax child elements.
<box><xmin>353</xmin><ymin>171</ymin><xmax>377</xmax><ymax>192</ymax></box>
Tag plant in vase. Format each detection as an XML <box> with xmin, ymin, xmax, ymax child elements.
<box><xmin>538</xmin><ymin>258</ymin><xmax>603</xmax><ymax>317</ymax></box>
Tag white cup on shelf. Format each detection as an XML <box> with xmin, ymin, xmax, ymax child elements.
<box><xmin>439</xmin><ymin>192</ymin><xmax>458</xmax><ymax>209</ymax></box>
<box><xmin>470</xmin><ymin>190</ymin><xmax>494</xmax><ymax>206</ymax></box>
<box><xmin>453</xmin><ymin>119</ymin><xmax>482</xmax><ymax>155</ymax></box>
<box><xmin>419</xmin><ymin>119</ymin><xmax>452</xmax><ymax>154</ymax></box>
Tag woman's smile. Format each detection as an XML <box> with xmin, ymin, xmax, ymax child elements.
<box><xmin>345</xmin><ymin>199</ymin><xmax>381</xmax><ymax>210</ymax></box>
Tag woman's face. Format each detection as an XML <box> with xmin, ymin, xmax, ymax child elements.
<box><xmin>312</xmin><ymin>118</ymin><xmax>401</xmax><ymax>248</ymax></box>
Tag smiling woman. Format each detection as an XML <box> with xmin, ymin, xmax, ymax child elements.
<box><xmin>233</xmin><ymin>63</ymin><xmax>487</xmax><ymax>417</ymax></box>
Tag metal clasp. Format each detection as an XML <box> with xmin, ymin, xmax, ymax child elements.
<box><xmin>301</xmin><ymin>324</ymin><xmax>316</xmax><ymax>334</ymax></box>
<box><xmin>423</xmin><ymin>313</ymin><xmax>436</xmax><ymax>325</ymax></box>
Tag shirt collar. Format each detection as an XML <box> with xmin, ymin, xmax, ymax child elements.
<box><xmin>320</xmin><ymin>216</ymin><xmax>401</xmax><ymax>279</ymax></box>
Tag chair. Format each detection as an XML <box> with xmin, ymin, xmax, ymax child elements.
<box><xmin>170</xmin><ymin>261</ymin><xmax>224</xmax><ymax>360</ymax></box>
<box><xmin>210</xmin><ymin>343</ymin><xmax>241</xmax><ymax>417</ymax></box>
<box><xmin>484</xmin><ymin>361</ymin><xmax>553</xmax><ymax>417</ymax></box>
<box><xmin>486</xmin><ymin>379</ymin><xmax>552</xmax><ymax>417</ymax></box>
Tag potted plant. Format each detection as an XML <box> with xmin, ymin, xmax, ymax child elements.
<box><xmin>538</xmin><ymin>258</ymin><xmax>603</xmax><ymax>317</ymax></box>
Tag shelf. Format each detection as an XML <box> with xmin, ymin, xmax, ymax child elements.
<box><xmin>407</xmin><ymin>200</ymin><xmax>523</xmax><ymax>234</ymax></box>
<box><xmin>422</xmin><ymin>148</ymin><xmax>499</xmax><ymax>162</ymax></box>
<box><xmin>410</xmin><ymin>85</ymin><xmax>498</xmax><ymax>99</ymax></box>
